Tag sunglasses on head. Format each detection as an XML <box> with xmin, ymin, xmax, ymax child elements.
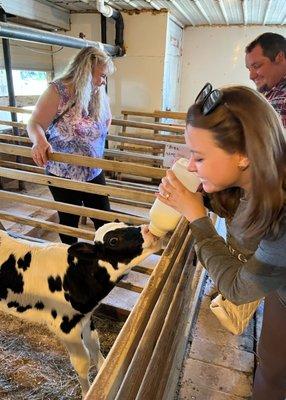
<box><xmin>195</xmin><ymin>82</ymin><xmax>223</xmax><ymax>115</ymax></box>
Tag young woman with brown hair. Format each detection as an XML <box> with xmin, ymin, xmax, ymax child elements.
<box><xmin>156</xmin><ymin>84</ymin><xmax>286</xmax><ymax>400</ymax></box>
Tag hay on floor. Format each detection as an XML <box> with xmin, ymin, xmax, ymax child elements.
<box><xmin>0</xmin><ymin>311</ymin><xmax>124</xmax><ymax>400</ymax></box>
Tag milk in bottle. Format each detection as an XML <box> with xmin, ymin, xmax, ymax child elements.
<box><xmin>149</xmin><ymin>158</ymin><xmax>201</xmax><ymax>237</ymax></box>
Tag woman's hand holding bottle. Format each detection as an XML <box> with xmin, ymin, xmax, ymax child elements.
<box><xmin>158</xmin><ymin>170</ymin><xmax>207</xmax><ymax>223</ymax></box>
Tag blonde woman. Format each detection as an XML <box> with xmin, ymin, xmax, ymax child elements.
<box><xmin>27</xmin><ymin>46</ymin><xmax>115</xmax><ymax>244</ymax></box>
<box><xmin>157</xmin><ymin>84</ymin><xmax>286</xmax><ymax>399</ymax></box>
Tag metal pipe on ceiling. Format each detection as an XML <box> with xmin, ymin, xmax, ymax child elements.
<box><xmin>0</xmin><ymin>21</ymin><xmax>123</xmax><ymax>57</ymax></box>
<box><xmin>97</xmin><ymin>0</ymin><xmax>114</xmax><ymax>18</ymax></box>
<box><xmin>101</xmin><ymin>14</ymin><xmax>107</xmax><ymax>44</ymax></box>
<box><xmin>96</xmin><ymin>0</ymin><xmax>125</xmax><ymax>53</ymax></box>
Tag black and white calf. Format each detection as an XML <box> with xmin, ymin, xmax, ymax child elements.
<box><xmin>0</xmin><ymin>222</ymin><xmax>161</xmax><ymax>397</ymax></box>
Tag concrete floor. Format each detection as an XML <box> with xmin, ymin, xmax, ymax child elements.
<box><xmin>176</xmin><ymin>275</ymin><xmax>264</xmax><ymax>400</ymax></box>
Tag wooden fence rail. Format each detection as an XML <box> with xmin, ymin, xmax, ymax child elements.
<box><xmin>0</xmin><ymin>160</ymin><xmax>158</xmax><ymax>194</ymax></box>
<box><xmin>0</xmin><ymin>140</ymin><xmax>160</xmax><ymax>239</ymax></box>
<box><xmin>0</xmin><ymin>105</ymin><xmax>33</xmax><ymax>114</ymax></box>
<box><xmin>0</xmin><ymin>131</ymin><xmax>171</xmax><ymax>149</ymax></box>
<box><xmin>85</xmin><ymin>218</ymin><xmax>194</xmax><ymax>400</ymax></box>
<box><xmin>112</xmin><ymin>118</ymin><xmax>184</xmax><ymax>134</ymax></box>
<box><xmin>0</xmin><ymin>131</ymin><xmax>164</xmax><ymax>166</ymax></box>
<box><xmin>0</xmin><ymin>210</ymin><xmax>94</xmax><ymax>240</ymax></box>
<box><xmin>114</xmin><ymin>230</ymin><xmax>194</xmax><ymax>400</ymax></box>
<box><xmin>121</xmin><ymin>109</ymin><xmax>186</xmax><ymax>122</ymax></box>
<box><xmin>0</xmin><ymin>190</ymin><xmax>147</xmax><ymax>225</ymax></box>
<box><xmin>0</xmin><ymin>118</ymin><xmax>181</xmax><ymax>136</ymax></box>
<box><xmin>0</xmin><ymin>166</ymin><xmax>155</xmax><ymax>203</ymax></box>
<box><xmin>0</xmin><ymin>142</ymin><xmax>166</xmax><ymax>178</ymax></box>
<box><xmin>0</xmin><ymin>106</ymin><xmax>187</xmax><ymax>123</ymax></box>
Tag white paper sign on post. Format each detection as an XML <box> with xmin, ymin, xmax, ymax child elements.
<box><xmin>163</xmin><ymin>142</ymin><xmax>192</xmax><ymax>168</ymax></box>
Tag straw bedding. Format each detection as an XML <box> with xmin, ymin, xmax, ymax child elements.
<box><xmin>0</xmin><ymin>311</ymin><xmax>124</xmax><ymax>399</ymax></box>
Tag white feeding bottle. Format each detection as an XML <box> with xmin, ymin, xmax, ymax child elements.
<box><xmin>149</xmin><ymin>158</ymin><xmax>201</xmax><ymax>237</ymax></box>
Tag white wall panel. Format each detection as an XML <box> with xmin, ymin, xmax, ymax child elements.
<box><xmin>109</xmin><ymin>12</ymin><xmax>168</xmax><ymax>117</ymax></box>
<box><xmin>1</xmin><ymin>0</ymin><xmax>70</xmax><ymax>30</ymax></box>
<box><xmin>109</xmin><ymin>55</ymin><xmax>164</xmax><ymax>112</ymax></box>
<box><xmin>162</xmin><ymin>18</ymin><xmax>183</xmax><ymax>111</ymax></box>
<box><xmin>179</xmin><ymin>26</ymin><xmax>286</xmax><ymax>112</ymax></box>
<box><xmin>0</xmin><ymin>40</ymin><xmax>53</xmax><ymax>71</ymax></box>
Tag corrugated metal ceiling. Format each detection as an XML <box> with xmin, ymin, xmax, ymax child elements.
<box><xmin>47</xmin><ymin>0</ymin><xmax>286</xmax><ymax>27</ymax></box>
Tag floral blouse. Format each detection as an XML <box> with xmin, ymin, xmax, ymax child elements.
<box><xmin>45</xmin><ymin>80</ymin><xmax>111</xmax><ymax>181</ymax></box>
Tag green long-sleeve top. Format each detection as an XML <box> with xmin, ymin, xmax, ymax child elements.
<box><xmin>190</xmin><ymin>202</ymin><xmax>286</xmax><ymax>307</ymax></box>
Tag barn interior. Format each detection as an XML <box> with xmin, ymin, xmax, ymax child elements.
<box><xmin>0</xmin><ymin>1</ymin><xmax>285</xmax><ymax>399</ymax></box>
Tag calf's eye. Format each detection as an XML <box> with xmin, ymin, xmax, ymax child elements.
<box><xmin>109</xmin><ymin>237</ymin><xmax>119</xmax><ymax>247</ymax></box>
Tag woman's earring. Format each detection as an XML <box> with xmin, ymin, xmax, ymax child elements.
<box><xmin>238</xmin><ymin>164</ymin><xmax>248</xmax><ymax>171</ymax></box>
<box><xmin>238</xmin><ymin>156</ymin><xmax>249</xmax><ymax>171</ymax></box>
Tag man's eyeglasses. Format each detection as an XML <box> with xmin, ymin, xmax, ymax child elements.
<box><xmin>195</xmin><ymin>82</ymin><xmax>223</xmax><ymax>115</ymax></box>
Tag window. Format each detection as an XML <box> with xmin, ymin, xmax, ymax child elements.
<box><xmin>0</xmin><ymin>70</ymin><xmax>7</xmax><ymax>96</ymax></box>
<box><xmin>0</xmin><ymin>69</ymin><xmax>49</xmax><ymax>129</ymax></box>
<box><xmin>0</xmin><ymin>69</ymin><xmax>49</xmax><ymax>96</ymax></box>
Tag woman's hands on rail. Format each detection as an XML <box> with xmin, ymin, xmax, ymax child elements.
<box><xmin>29</xmin><ymin>126</ymin><xmax>52</xmax><ymax>167</ymax></box>
<box><xmin>157</xmin><ymin>170</ymin><xmax>207</xmax><ymax>223</ymax></box>
<box><xmin>27</xmin><ymin>85</ymin><xmax>59</xmax><ymax>167</ymax></box>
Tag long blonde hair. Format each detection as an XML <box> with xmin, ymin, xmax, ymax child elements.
<box><xmin>57</xmin><ymin>46</ymin><xmax>115</xmax><ymax>120</ymax></box>
<box><xmin>186</xmin><ymin>85</ymin><xmax>286</xmax><ymax>239</ymax></box>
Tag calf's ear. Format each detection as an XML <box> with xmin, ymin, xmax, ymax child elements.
<box><xmin>68</xmin><ymin>242</ymin><xmax>95</xmax><ymax>259</ymax></box>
